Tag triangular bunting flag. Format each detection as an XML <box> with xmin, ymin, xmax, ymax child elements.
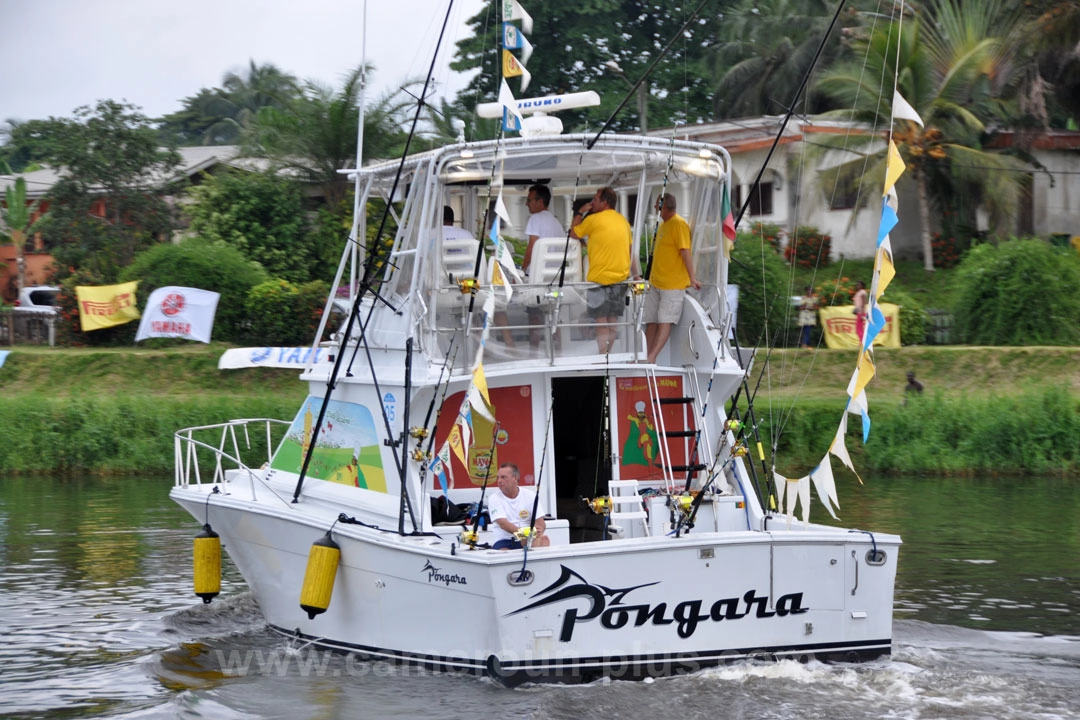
<box><xmin>883</xmin><ymin>140</ymin><xmax>906</xmax><ymax>195</ymax></box>
<box><xmin>502</xmin><ymin>0</ymin><xmax>533</xmax><ymax>34</ymax></box>
<box><xmin>809</xmin><ymin>459</ymin><xmax>840</xmax><ymax>520</ymax></box>
<box><xmin>893</xmin><ymin>90</ymin><xmax>924</xmax><ymax>127</ymax></box>
<box><xmin>829</xmin><ymin>415</ymin><xmax>864</xmax><ymax>485</ymax></box>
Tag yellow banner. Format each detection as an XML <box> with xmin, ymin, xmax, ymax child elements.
<box><xmin>75</xmin><ymin>281</ymin><xmax>141</xmax><ymax>332</ymax></box>
<box><xmin>502</xmin><ymin>49</ymin><xmax>524</xmax><ymax>78</ymax></box>
<box><xmin>819</xmin><ymin>302</ymin><xmax>900</xmax><ymax>349</ymax></box>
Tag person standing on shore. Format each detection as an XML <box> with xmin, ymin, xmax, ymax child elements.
<box><xmin>853</xmin><ymin>280</ymin><xmax>868</xmax><ymax>343</ymax></box>
<box><xmin>798</xmin><ymin>285</ymin><xmax>819</xmax><ymax>350</ymax></box>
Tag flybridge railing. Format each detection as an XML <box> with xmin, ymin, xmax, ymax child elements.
<box><xmin>174</xmin><ymin>418</ymin><xmax>290</xmax><ymax>489</ymax></box>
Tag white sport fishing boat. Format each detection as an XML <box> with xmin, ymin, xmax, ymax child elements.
<box><xmin>172</xmin><ymin>115</ymin><xmax>900</xmax><ymax>683</ymax></box>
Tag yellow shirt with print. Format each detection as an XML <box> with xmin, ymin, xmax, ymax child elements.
<box><xmin>649</xmin><ymin>213</ymin><xmax>692</xmax><ymax>290</ymax></box>
<box><xmin>577</xmin><ymin>209</ymin><xmax>631</xmax><ymax>285</ymax></box>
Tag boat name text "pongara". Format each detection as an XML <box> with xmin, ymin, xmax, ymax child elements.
<box><xmin>421</xmin><ymin>560</ymin><xmax>467</xmax><ymax>587</ymax></box>
<box><xmin>507</xmin><ymin>566</ymin><xmax>807</xmax><ymax>642</ymax></box>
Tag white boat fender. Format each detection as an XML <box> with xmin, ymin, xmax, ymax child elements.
<box><xmin>193</xmin><ymin>524</ymin><xmax>221</xmax><ymax>604</ymax></box>
<box><xmin>300</xmin><ymin>533</ymin><xmax>341</xmax><ymax>620</ymax></box>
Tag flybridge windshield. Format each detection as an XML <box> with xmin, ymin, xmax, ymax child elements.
<box><xmin>349</xmin><ymin>135</ymin><xmax>734</xmax><ymax>369</ymax></box>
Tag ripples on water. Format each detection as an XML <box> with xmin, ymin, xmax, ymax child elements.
<box><xmin>1</xmin><ymin>475</ymin><xmax>1077</xmax><ymax>719</ymax></box>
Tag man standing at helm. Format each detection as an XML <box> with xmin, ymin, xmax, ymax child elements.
<box><xmin>645</xmin><ymin>193</ymin><xmax>700</xmax><ymax>364</ymax></box>
<box><xmin>571</xmin><ymin>186</ymin><xmax>636</xmax><ymax>354</ymax></box>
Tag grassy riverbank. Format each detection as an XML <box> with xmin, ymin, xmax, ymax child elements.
<box><xmin>2</xmin><ymin>345</ymin><xmax>1078</xmax><ymax>475</ymax></box>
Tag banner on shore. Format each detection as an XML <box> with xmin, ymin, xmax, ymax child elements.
<box><xmin>218</xmin><ymin>346</ymin><xmax>333</xmax><ymax>370</ymax></box>
<box><xmin>819</xmin><ymin>303</ymin><xmax>900</xmax><ymax>350</ymax></box>
<box><xmin>75</xmin><ymin>282</ymin><xmax>140</xmax><ymax>332</ymax></box>
<box><xmin>135</xmin><ymin>286</ymin><xmax>219</xmax><ymax>343</ymax></box>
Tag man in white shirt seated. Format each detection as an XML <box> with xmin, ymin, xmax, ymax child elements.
<box><xmin>443</xmin><ymin>205</ymin><xmax>474</xmax><ymax>240</ymax></box>
<box><xmin>488</xmin><ymin>462</ymin><xmax>550</xmax><ymax>550</ymax></box>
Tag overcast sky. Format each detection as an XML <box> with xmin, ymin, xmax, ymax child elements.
<box><xmin>0</xmin><ymin>0</ymin><xmax>487</xmax><ymax>124</ymax></box>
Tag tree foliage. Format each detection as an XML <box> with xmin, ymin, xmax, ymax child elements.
<box><xmin>728</xmin><ymin>232</ymin><xmax>791</xmax><ymax>348</ymax></box>
<box><xmin>187</xmin><ymin>170</ymin><xmax>311</xmax><ymax>283</ymax></box>
<box><xmin>952</xmin><ymin>238</ymin><xmax>1080</xmax><ymax>345</ymax></box>
<box><xmin>246</xmin><ymin>66</ymin><xmax>411</xmax><ymax>211</ymax></box>
<box><xmin>814</xmin><ymin>0</ymin><xmax>1032</xmax><ymax>270</ymax></box>
<box><xmin>450</xmin><ymin>1</ymin><xmax>719</xmax><ymax>135</ymax></box>
<box><xmin>158</xmin><ymin>61</ymin><xmax>299</xmax><ymax>146</ymax></box>
<box><xmin>34</xmin><ymin>100</ymin><xmax>182</xmax><ymax>282</ymax></box>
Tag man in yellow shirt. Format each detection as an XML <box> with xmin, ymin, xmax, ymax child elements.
<box><xmin>571</xmin><ymin>186</ymin><xmax>634</xmax><ymax>353</ymax></box>
<box><xmin>645</xmin><ymin>193</ymin><xmax>700</xmax><ymax>364</ymax></box>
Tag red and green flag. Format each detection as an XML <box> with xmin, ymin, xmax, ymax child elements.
<box><xmin>722</xmin><ymin>184</ymin><xmax>737</xmax><ymax>241</ymax></box>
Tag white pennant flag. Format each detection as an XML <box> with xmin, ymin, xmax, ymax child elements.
<box><xmin>498</xmin><ymin>78</ymin><xmax>523</xmax><ymax>129</ymax></box>
<box><xmin>809</xmin><ymin>459</ymin><xmax>840</xmax><ymax>520</ymax></box>
<box><xmin>135</xmin><ymin>286</ymin><xmax>220</xmax><ymax>343</ymax></box>
<box><xmin>521</xmin><ymin>34</ymin><xmax>534</xmax><ymax>66</ymax></box>
<box><xmin>893</xmin><ymin>90</ymin><xmax>924</xmax><ymax>127</ymax></box>
<box><xmin>502</xmin><ymin>0</ymin><xmax>533</xmax><ymax>34</ymax></box>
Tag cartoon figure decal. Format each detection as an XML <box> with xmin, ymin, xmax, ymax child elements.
<box><xmin>271</xmin><ymin>396</ymin><xmax>387</xmax><ymax>492</ymax></box>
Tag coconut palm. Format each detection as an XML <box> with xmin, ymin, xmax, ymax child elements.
<box><xmin>814</xmin><ymin>0</ymin><xmax>1033</xmax><ymax>271</ymax></box>
<box><xmin>246</xmin><ymin>66</ymin><xmax>411</xmax><ymax>211</ymax></box>
<box><xmin>708</xmin><ymin>0</ymin><xmax>846</xmax><ymax>119</ymax></box>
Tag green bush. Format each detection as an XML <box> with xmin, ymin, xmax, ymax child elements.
<box><xmin>244</xmin><ymin>279</ymin><xmax>330</xmax><ymax>346</ymax></box>
<box><xmin>187</xmin><ymin>171</ymin><xmax>311</xmax><ymax>283</ymax></box>
<box><xmin>881</xmin><ymin>287</ymin><xmax>929</xmax><ymax>346</ymax></box>
<box><xmin>121</xmin><ymin>238</ymin><xmax>269</xmax><ymax>342</ymax></box>
<box><xmin>729</xmin><ymin>234</ymin><xmax>790</xmax><ymax>349</ymax></box>
<box><xmin>952</xmin><ymin>238</ymin><xmax>1080</xmax><ymax>345</ymax></box>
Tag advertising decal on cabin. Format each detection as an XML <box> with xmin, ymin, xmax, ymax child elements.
<box><xmin>433</xmin><ymin>384</ymin><xmax>535</xmax><ymax>487</ymax></box>
<box><xmin>271</xmin><ymin>396</ymin><xmax>387</xmax><ymax>492</ymax></box>
<box><xmin>615</xmin><ymin>375</ymin><xmax>690</xmax><ymax>481</ymax></box>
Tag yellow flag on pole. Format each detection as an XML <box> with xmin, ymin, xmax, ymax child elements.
<box><xmin>883</xmin><ymin>140</ymin><xmax>906</xmax><ymax>195</ymax></box>
<box><xmin>75</xmin><ymin>281</ymin><xmax>141</xmax><ymax>332</ymax></box>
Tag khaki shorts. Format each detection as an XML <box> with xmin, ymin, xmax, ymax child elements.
<box><xmin>644</xmin><ymin>287</ymin><xmax>685</xmax><ymax>324</ymax></box>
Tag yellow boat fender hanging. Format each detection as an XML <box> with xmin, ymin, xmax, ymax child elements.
<box><xmin>193</xmin><ymin>523</ymin><xmax>221</xmax><ymax>604</ymax></box>
<box><xmin>300</xmin><ymin>532</ymin><xmax>341</xmax><ymax>620</ymax></box>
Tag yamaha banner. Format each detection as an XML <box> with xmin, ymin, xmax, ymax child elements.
<box><xmin>135</xmin><ymin>286</ymin><xmax>219</xmax><ymax>343</ymax></box>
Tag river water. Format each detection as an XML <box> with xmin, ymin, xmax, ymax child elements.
<box><xmin>1</xmin><ymin>473</ymin><xmax>1077</xmax><ymax>719</ymax></box>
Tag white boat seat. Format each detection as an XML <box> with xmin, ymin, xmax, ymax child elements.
<box><xmin>436</xmin><ymin>236</ymin><xmax>489</xmax><ymax>313</ymax></box>
<box><xmin>524</xmin><ymin>236</ymin><xmax>585</xmax><ymax>311</ymax></box>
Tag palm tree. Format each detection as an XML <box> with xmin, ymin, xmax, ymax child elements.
<box><xmin>708</xmin><ymin>0</ymin><xmax>845</xmax><ymax>119</ymax></box>
<box><xmin>246</xmin><ymin>66</ymin><xmax>411</xmax><ymax>211</ymax></box>
<box><xmin>1</xmin><ymin>177</ymin><xmax>45</xmax><ymax>294</ymax></box>
<box><xmin>814</xmin><ymin>0</ymin><xmax>1032</xmax><ymax>271</ymax></box>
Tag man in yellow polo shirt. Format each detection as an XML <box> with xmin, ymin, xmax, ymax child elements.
<box><xmin>645</xmin><ymin>193</ymin><xmax>700</xmax><ymax>364</ymax></box>
<box><xmin>571</xmin><ymin>186</ymin><xmax>633</xmax><ymax>354</ymax></box>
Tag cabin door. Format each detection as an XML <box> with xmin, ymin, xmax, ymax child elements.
<box><xmin>551</xmin><ymin>376</ymin><xmax>611</xmax><ymax>542</ymax></box>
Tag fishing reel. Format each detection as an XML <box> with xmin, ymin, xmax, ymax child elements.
<box><xmin>585</xmin><ymin>496</ymin><xmax>612</xmax><ymax>515</ymax></box>
<box><xmin>630</xmin><ymin>280</ymin><xmax>649</xmax><ymax>295</ymax></box>
<box><xmin>409</xmin><ymin>426</ymin><xmax>429</xmax><ymax>441</ymax></box>
<box><xmin>459</xmin><ymin>528</ymin><xmax>479</xmax><ymax>548</ymax></box>
<box><xmin>725</xmin><ymin>419</ymin><xmax>744</xmax><ymax>433</ymax></box>
<box><xmin>457</xmin><ymin>277</ymin><xmax>480</xmax><ymax>295</ymax></box>
<box><xmin>411</xmin><ymin>447</ymin><xmax>431</xmax><ymax>463</ymax></box>
<box><xmin>513</xmin><ymin>526</ymin><xmax>538</xmax><ymax>548</ymax></box>
<box><xmin>731</xmin><ymin>443</ymin><xmax>748</xmax><ymax>458</ymax></box>
<box><xmin>668</xmin><ymin>492</ymin><xmax>696</xmax><ymax>530</ymax></box>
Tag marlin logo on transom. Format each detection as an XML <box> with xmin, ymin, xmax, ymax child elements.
<box><xmin>507</xmin><ymin>565</ymin><xmax>808</xmax><ymax>642</ymax></box>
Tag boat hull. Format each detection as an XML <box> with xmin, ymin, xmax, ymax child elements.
<box><xmin>173</xmin><ymin>481</ymin><xmax>898</xmax><ymax>685</ymax></box>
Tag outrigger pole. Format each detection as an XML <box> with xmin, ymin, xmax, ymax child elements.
<box><xmin>291</xmin><ymin>0</ymin><xmax>458</xmax><ymax>506</ymax></box>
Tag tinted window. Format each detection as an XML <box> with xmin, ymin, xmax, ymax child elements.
<box><xmin>28</xmin><ymin>290</ymin><xmax>57</xmax><ymax>306</ymax></box>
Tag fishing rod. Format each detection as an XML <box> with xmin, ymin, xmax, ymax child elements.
<box><xmin>413</xmin><ymin>338</ymin><xmax>459</xmax><ymax>502</ymax></box>
<box><xmin>517</xmin><ymin>398</ymin><xmax>555</xmax><ymax>581</ymax></box>
<box><xmin>587</xmin><ymin>0</ymin><xmax>712</xmax><ymax>149</ymax></box>
<box><xmin>292</xmin><ymin>0</ymin><xmax>458</xmax><ymax>504</ymax></box>
<box><xmin>397</xmin><ymin>337</ymin><xmax>418</xmax><ymax>535</ymax></box>
<box><xmin>732</xmin><ymin>328</ymin><xmax>779</xmax><ymax>514</ymax></box>
<box><xmin>641</xmin><ymin>131</ymin><xmax>678</xmax><ymax>284</ymax></box>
